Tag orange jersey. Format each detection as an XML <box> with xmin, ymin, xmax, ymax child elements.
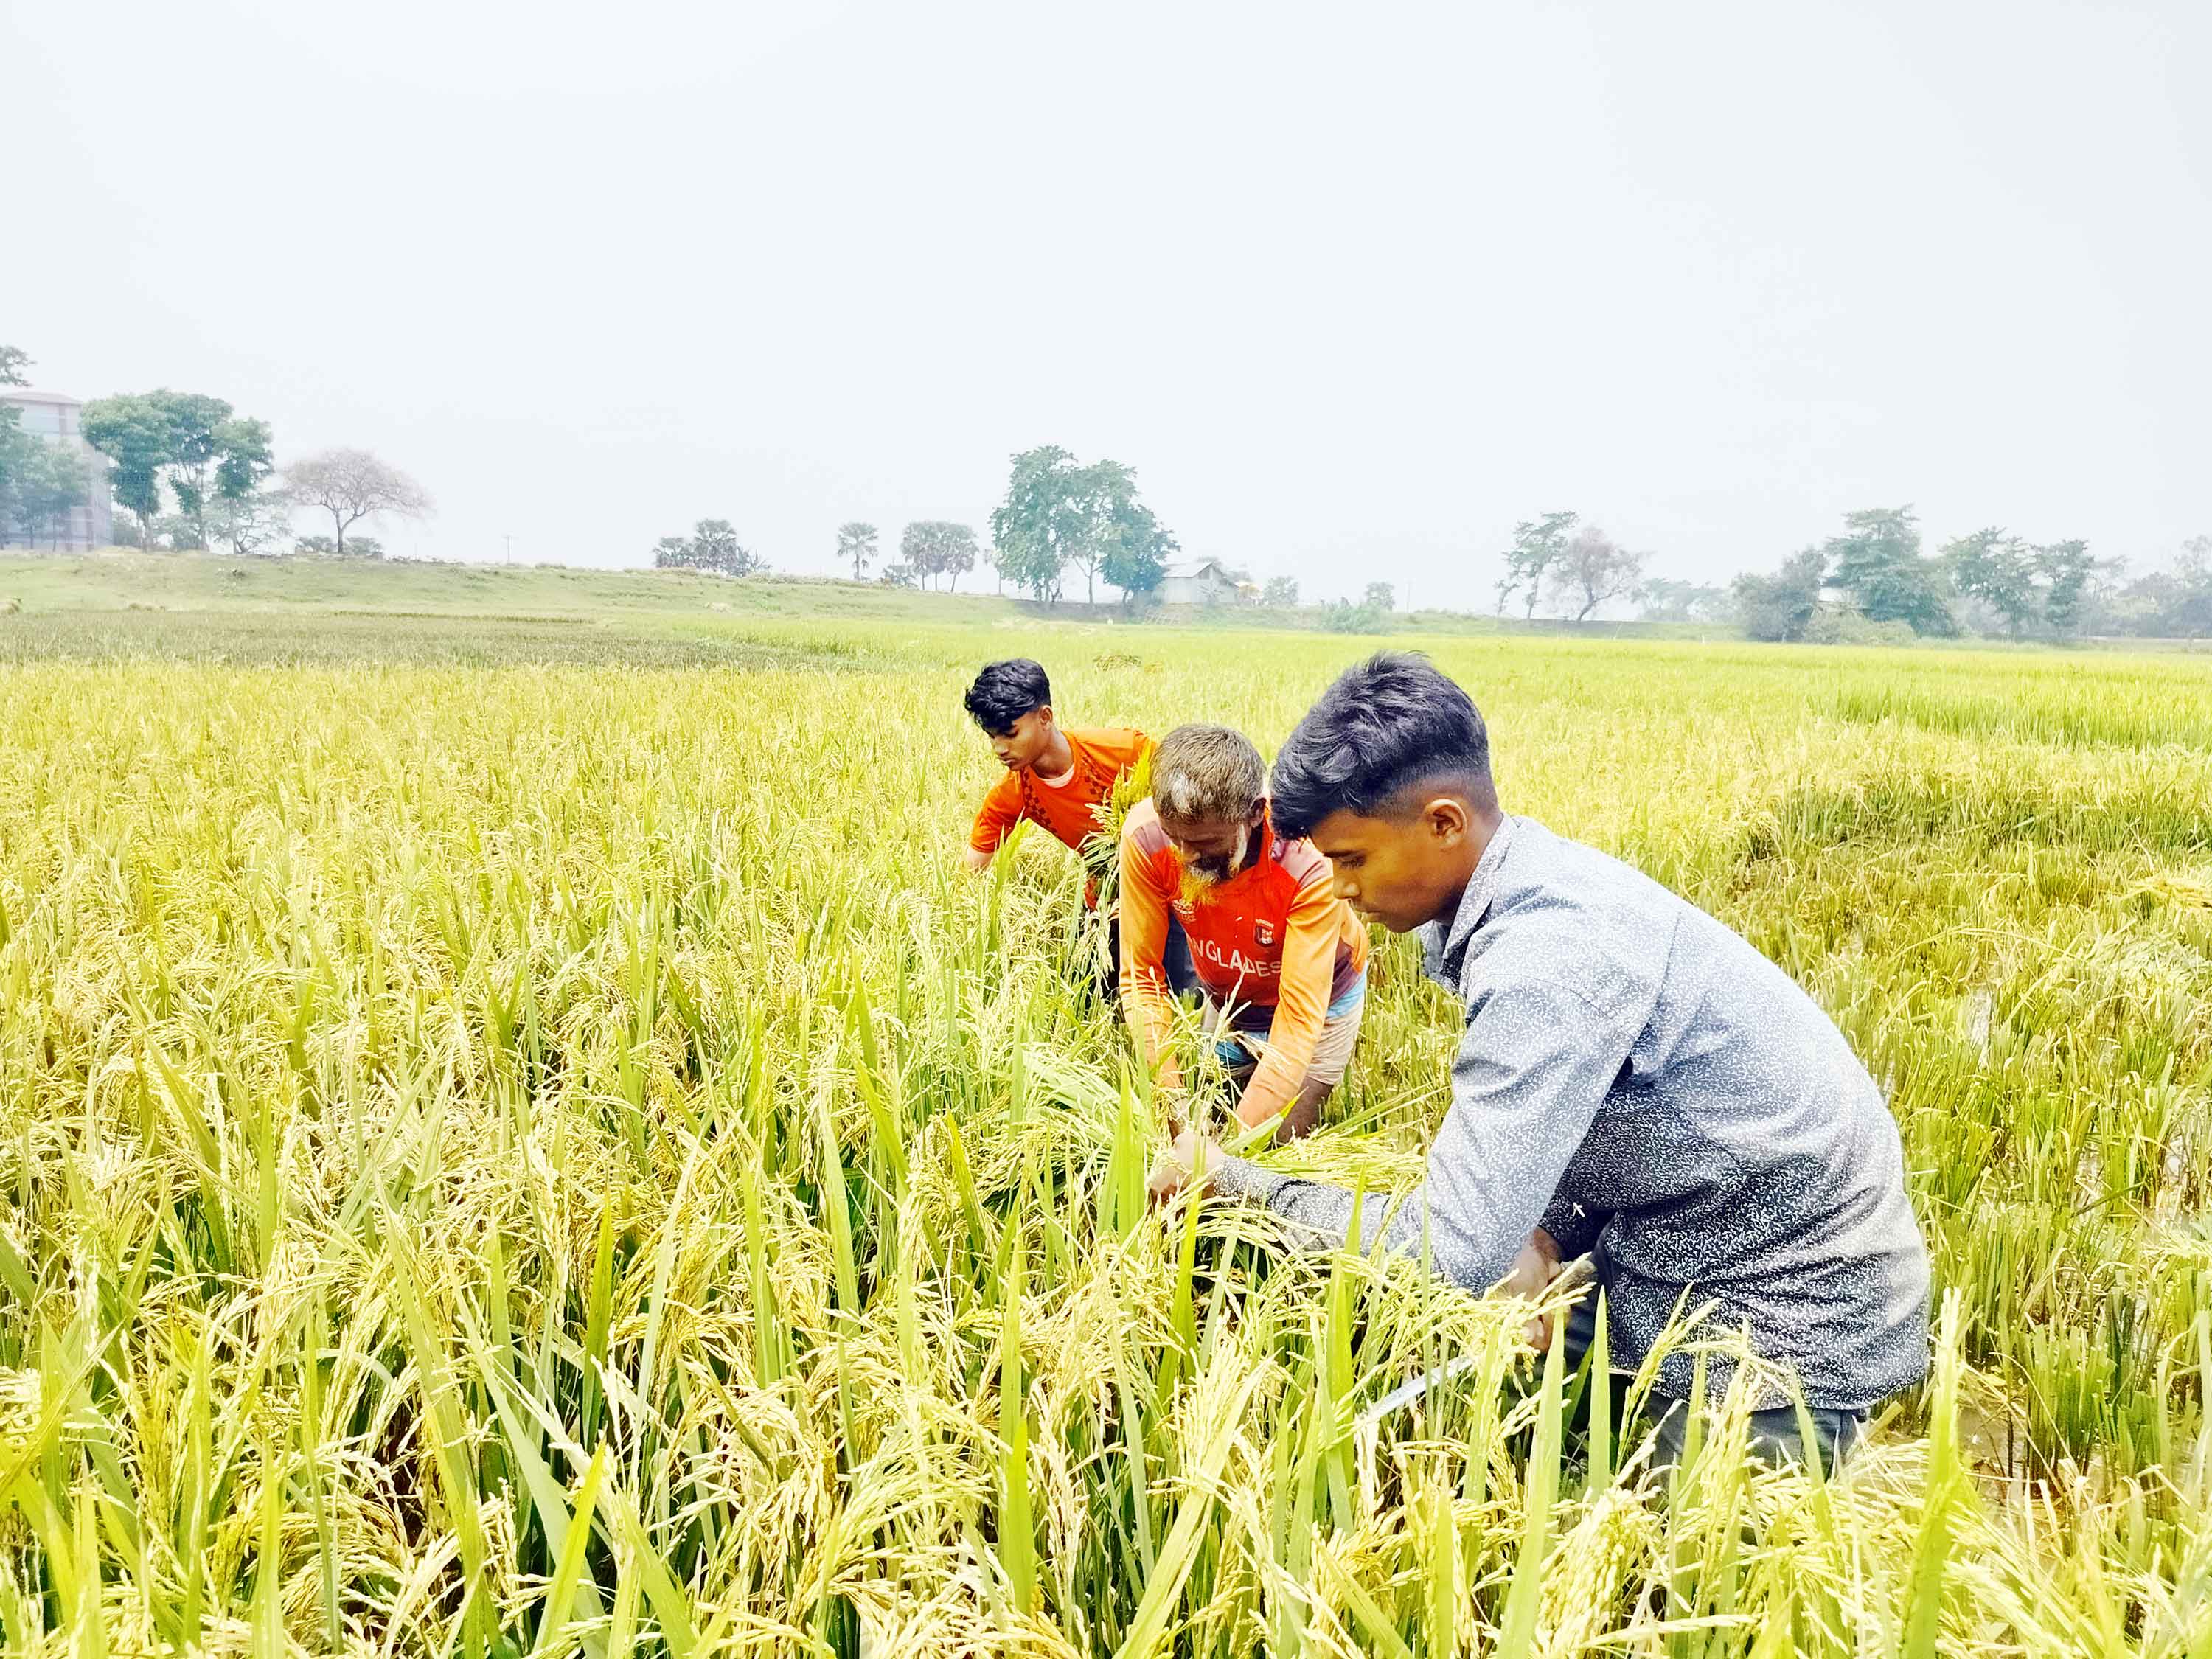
<box><xmin>1118</xmin><ymin>799</ymin><xmax>1368</xmax><ymax>1129</ymax></box>
<box><xmin>969</xmin><ymin>727</ymin><xmax>1150</xmax><ymax>860</ymax></box>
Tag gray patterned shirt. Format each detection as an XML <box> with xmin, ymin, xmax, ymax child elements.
<box><xmin>1211</xmin><ymin>815</ymin><xmax>1931</xmax><ymax>1409</ymax></box>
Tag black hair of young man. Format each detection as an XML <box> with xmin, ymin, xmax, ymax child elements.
<box><xmin>1270</xmin><ymin>652</ymin><xmax>1494</xmax><ymax>839</ymax></box>
<box><xmin>964</xmin><ymin>658</ymin><xmax>1052</xmax><ymax>738</ymax></box>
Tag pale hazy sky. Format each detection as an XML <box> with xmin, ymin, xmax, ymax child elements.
<box><xmin>7</xmin><ymin>1</ymin><xmax>2206</xmax><ymax>607</ymax></box>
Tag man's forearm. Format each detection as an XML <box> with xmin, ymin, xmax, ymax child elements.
<box><xmin>1211</xmin><ymin>1158</ymin><xmax>1435</xmax><ymax>1261</ymax></box>
<box><xmin>1212</xmin><ymin>1157</ymin><xmax>1557</xmax><ymax>1304</ymax></box>
<box><xmin>1118</xmin><ymin>975</ymin><xmax>1182</xmax><ymax>1083</ymax></box>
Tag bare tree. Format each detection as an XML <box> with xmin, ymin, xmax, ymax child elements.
<box><xmin>282</xmin><ymin>448</ymin><xmax>432</xmax><ymax>556</ymax></box>
<box><xmin>1546</xmin><ymin>525</ymin><xmax>1647</xmax><ymax>621</ymax></box>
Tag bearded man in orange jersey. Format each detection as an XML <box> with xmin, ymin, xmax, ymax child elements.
<box><xmin>1117</xmin><ymin>723</ymin><xmax>1369</xmax><ymax>1142</ymax></box>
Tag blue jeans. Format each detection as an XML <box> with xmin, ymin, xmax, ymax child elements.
<box><xmin>1211</xmin><ymin>971</ymin><xmax>1367</xmax><ymax>1068</ymax></box>
<box><xmin>1559</xmin><ymin>1287</ymin><xmax>1865</xmax><ymax>1472</ymax></box>
<box><xmin>1101</xmin><ymin>912</ymin><xmax>1197</xmax><ymax>1002</ymax></box>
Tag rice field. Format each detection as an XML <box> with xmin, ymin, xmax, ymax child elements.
<box><xmin>2</xmin><ymin>613</ymin><xmax>2209</xmax><ymax>1655</ymax></box>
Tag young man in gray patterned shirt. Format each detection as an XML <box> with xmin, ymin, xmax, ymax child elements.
<box><xmin>1150</xmin><ymin>653</ymin><xmax>1930</xmax><ymax>1467</ymax></box>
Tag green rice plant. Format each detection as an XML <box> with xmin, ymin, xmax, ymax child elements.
<box><xmin>0</xmin><ymin>625</ymin><xmax>2207</xmax><ymax>1652</ymax></box>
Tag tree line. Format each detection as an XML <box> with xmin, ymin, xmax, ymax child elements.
<box><xmin>647</xmin><ymin>520</ymin><xmax>987</xmax><ymax>589</ymax></box>
<box><xmin>1</xmin><ymin>341</ymin><xmax>431</xmax><ymax>557</ymax></box>
<box><xmin>1731</xmin><ymin>507</ymin><xmax>2211</xmax><ymax>642</ymax></box>
<box><xmin>705</xmin><ymin>447</ymin><xmax>1178</xmax><ymax>605</ymax></box>
<box><xmin>1487</xmin><ymin>505</ymin><xmax>2211</xmax><ymax>640</ymax></box>
<box><xmin>20</xmin><ymin>349</ymin><xmax>2205</xmax><ymax>639</ymax></box>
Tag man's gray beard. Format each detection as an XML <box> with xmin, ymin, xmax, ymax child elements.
<box><xmin>1183</xmin><ymin>824</ymin><xmax>1251</xmax><ymax>891</ymax></box>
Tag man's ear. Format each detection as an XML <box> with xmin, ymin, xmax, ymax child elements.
<box><xmin>1252</xmin><ymin>795</ymin><xmax>1273</xmax><ymax>830</ymax></box>
<box><xmin>1427</xmin><ymin>796</ymin><xmax>1472</xmax><ymax>845</ymax></box>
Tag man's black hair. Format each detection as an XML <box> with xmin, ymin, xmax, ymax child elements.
<box><xmin>1270</xmin><ymin>652</ymin><xmax>1492</xmax><ymax>839</ymax></box>
<box><xmin>964</xmin><ymin>658</ymin><xmax>1052</xmax><ymax>736</ymax></box>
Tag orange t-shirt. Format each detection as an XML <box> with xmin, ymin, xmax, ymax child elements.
<box><xmin>969</xmin><ymin>727</ymin><xmax>1150</xmax><ymax>869</ymax></box>
<box><xmin>1118</xmin><ymin>799</ymin><xmax>1368</xmax><ymax>1129</ymax></box>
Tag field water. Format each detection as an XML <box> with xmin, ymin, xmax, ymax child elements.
<box><xmin>2</xmin><ymin>623</ymin><xmax>2208</xmax><ymax>1655</ymax></box>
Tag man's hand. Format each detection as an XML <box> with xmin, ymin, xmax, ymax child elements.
<box><xmin>960</xmin><ymin>845</ymin><xmax>994</xmax><ymax>874</ymax></box>
<box><xmin>1146</xmin><ymin>1127</ymin><xmax>1225</xmax><ymax>1203</ymax></box>
<box><xmin>1156</xmin><ymin>1089</ymin><xmax>1190</xmax><ymax>1139</ymax></box>
<box><xmin>1503</xmin><ymin>1227</ymin><xmax>1565</xmax><ymax>1349</ymax></box>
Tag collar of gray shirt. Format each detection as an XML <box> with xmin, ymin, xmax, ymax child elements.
<box><xmin>1422</xmin><ymin>813</ymin><xmax>1518</xmax><ymax>986</ymax></box>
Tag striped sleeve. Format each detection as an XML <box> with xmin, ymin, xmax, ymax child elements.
<box><xmin>1232</xmin><ymin>870</ymin><xmax>1340</xmax><ymax>1130</ymax></box>
<box><xmin>1116</xmin><ymin>813</ymin><xmax>1183</xmax><ymax>1093</ymax></box>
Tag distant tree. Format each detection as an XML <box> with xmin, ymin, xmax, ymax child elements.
<box><xmin>1323</xmin><ymin>595</ymin><xmax>1391</xmax><ymax>633</ymax></box>
<box><xmin>2107</xmin><ymin>540</ymin><xmax>2212</xmax><ymax>638</ymax></box>
<box><xmin>13</xmin><ymin>442</ymin><xmax>89</xmax><ymax>547</ymax></box>
<box><xmin>1071</xmin><ymin>459</ymin><xmax>1164</xmax><ymax>607</ymax></box>
<box><xmin>1941</xmin><ymin>526</ymin><xmax>2098</xmax><ymax>637</ymax></box>
<box><xmin>80</xmin><ymin>394</ymin><xmax>174</xmax><ymax>546</ymax></box>
<box><xmin>1497</xmin><ymin>511</ymin><xmax>1578</xmax><ymax>619</ymax></box>
<box><xmin>0</xmin><ymin>345</ymin><xmax>28</xmax><ymax>386</ymax></box>
<box><xmin>1363</xmin><ymin>580</ymin><xmax>1396</xmax><ymax>612</ymax></box>
<box><xmin>213</xmin><ymin>416</ymin><xmax>274</xmax><ymax>509</ymax></box>
<box><xmin>81</xmin><ymin>389</ymin><xmax>276</xmax><ymax>549</ymax></box>
<box><xmin>150</xmin><ymin>392</ymin><xmax>234</xmax><ymax>549</ymax></box>
<box><xmin>0</xmin><ymin>409</ymin><xmax>37</xmax><ymax>535</ymax></box>
<box><xmin>1096</xmin><ymin>482</ymin><xmax>1177</xmax><ymax>610</ymax></box>
<box><xmin>2034</xmin><ymin>540</ymin><xmax>2094</xmax><ymax>632</ymax></box>
<box><xmin>654</xmin><ymin>519</ymin><xmax>763</xmax><ymax>576</ymax></box>
<box><xmin>1545</xmin><ymin>526</ymin><xmax>1646</xmax><ymax>621</ymax></box>
<box><xmin>1058</xmin><ymin>462</ymin><xmax>1119</xmax><ymax>605</ymax></box>
<box><xmin>690</xmin><ymin>518</ymin><xmax>762</xmax><ymax>576</ymax></box>
<box><xmin>939</xmin><ymin>534</ymin><xmax>977</xmax><ymax>590</ymax></box>
<box><xmin>1801</xmin><ymin>608</ymin><xmax>1918</xmax><ymax>647</ymax></box>
<box><xmin>282</xmin><ymin>448</ymin><xmax>432</xmax><ymax>557</ymax></box>
<box><xmin>1732</xmin><ymin>546</ymin><xmax>1827</xmax><ymax>641</ymax></box>
<box><xmin>837</xmin><ymin>521</ymin><xmax>879</xmax><ymax>581</ymax></box>
<box><xmin>205</xmin><ymin>486</ymin><xmax>291</xmax><ymax>556</ymax></box>
<box><xmin>1826</xmin><ymin>506</ymin><xmax>1955</xmax><ymax>636</ymax></box>
<box><xmin>2072</xmin><ymin>554</ymin><xmax>2135</xmax><ymax>633</ymax></box>
<box><xmin>900</xmin><ymin>521</ymin><xmax>980</xmax><ymax>590</ymax></box>
<box><xmin>983</xmin><ymin>545</ymin><xmax>1005</xmax><ymax>594</ymax></box>
<box><xmin>1636</xmin><ymin>577</ymin><xmax>1729</xmax><ymax>622</ymax></box>
<box><xmin>1262</xmin><ymin>575</ymin><xmax>1299</xmax><ymax>608</ymax></box>
<box><xmin>1943</xmin><ymin>528</ymin><xmax>2036</xmax><ymax>636</ymax></box>
<box><xmin>880</xmin><ymin>561</ymin><xmax>922</xmax><ymax>589</ymax></box>
<box><xmin>991</xmin><ymin>446</ymin><xmax>1083</xmax><ymax>601</ymax></box>
<box><xmin>2169</xmin><ymin>537</ymin><xmax>2212</xmax><ymax>636</ymax></box>
<box><xmin>296</xmin><ymin>533</ymin><xmax>386</xmax><ymax>559</ymax></box>
<box><xmin>992</xmin><ymin>446</ymin><xmax>1176</xmax><ymax>606</ymax></box>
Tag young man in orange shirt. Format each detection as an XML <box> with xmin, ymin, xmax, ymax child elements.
<box><xmin>1118</xmin><ymin>723</ymin><xmax>1368</xmax><ymax>1141</ymax></box>
<box><xmin>961</xmin><ymin>658</ymin><xmax>1193</xmax><ymax>997</ymax></box>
